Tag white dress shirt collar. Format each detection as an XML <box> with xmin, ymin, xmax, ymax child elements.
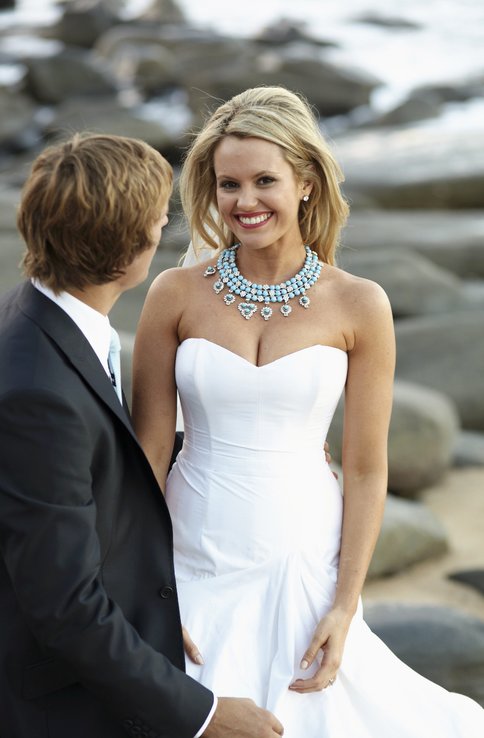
<box><xmin>32</xmin><ymin>280</ymin><xmax>112</xmax><ymax>377</ymax></box>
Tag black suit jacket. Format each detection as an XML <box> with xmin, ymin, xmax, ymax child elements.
<box><xmin>0</xmin><ymin>282</ymin><xmax>213</xmax><ymax>738</ymax></box>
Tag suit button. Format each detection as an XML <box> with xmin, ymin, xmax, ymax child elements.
<box><xmin>159</xmin><ymin>585</ymin><xmax>174</xmax><ymax>599</ymax></box>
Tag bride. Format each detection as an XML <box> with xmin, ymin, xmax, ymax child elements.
<box><xmin>132</xmin><ymin>86</ymin><xmax>484</xmax><ymax>737</ymax></box>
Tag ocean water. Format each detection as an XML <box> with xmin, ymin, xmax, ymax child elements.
<box><xmin>1</xmin><ymin>0</ymin><xmax>484</xmax><ymax>121</ymax></box>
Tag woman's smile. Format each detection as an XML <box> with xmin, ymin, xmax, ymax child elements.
<box><xmin>235</xmin><ymin>212</ymin><xmax>273</xmax><ymax>228</ymax></box>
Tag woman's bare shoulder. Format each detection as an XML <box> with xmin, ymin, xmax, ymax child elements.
<box><xmin>325</xmin><ymin>264</ymin><xmax>391</xmax><ymax>314</ymax></box>
<box><xmin>146</xmin><ymin>258</ymin><xmax>216</xmax><ymax>301</ymax></box>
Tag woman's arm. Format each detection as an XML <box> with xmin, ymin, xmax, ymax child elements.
<box><xmin>334</xmin><ymin>279</ymin><xmax>395</xmax><ymax>616</ymax></box>
<box><xmin>291</xmin><ymin>278</ymin><xmax>395</xmax><ymax>692</ymax></box>
<box><xmin>132</xmin><ymin>268</ymin><xmax>185</xmax><ymax>492</ymax></box>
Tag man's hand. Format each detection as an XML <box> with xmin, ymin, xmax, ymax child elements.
<box><xmin>203</xmin><ymin>697</ymin><xmax>284</xmax><ymax>737</ymax></box>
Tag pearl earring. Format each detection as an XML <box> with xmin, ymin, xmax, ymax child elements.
<box><xmin>302</xmin><ymin>195</ymin><xmax>309</xmax><ymax>202</ymax></box>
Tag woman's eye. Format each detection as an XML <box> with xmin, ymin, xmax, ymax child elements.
<box><xmin>258</xmin><ymin>177</ymin><xmax>275</xmax><ymax>185</ymax></box>
<box><xmin>219</xmin><ymin>181</ymin><xmax>238</xmax><ymax>190</ymax></box>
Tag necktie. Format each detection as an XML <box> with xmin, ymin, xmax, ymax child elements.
<box><xmin>108</xmin><ymin>327</ymin><xmax>123</xmax><ymax>403</ymax></box>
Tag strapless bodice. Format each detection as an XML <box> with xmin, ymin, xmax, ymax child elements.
<box><xmin>175</xmin><ymin>338</ymin><xmax>347</xmax><ymax>474</ymax></box>
<box><xmin>167</xmin><ymin>337</ymin><xmax>348</xmax><ymax>578</ymax></box>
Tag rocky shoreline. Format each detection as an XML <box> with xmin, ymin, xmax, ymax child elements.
<box><xmin>1</xmin><ymin>0</ymin><xmax>483</xmax><ymax>703</ymax></box>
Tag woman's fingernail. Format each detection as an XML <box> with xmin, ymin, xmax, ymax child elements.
<box><xmin>300</xmin><ymin>659</ymin><xmax>309</xmax><ymax>670</ymax></box>
<box><xmin>195</xmin><ymin>653</ymin><xmax>204</xmax><ymax>665</ymax></box>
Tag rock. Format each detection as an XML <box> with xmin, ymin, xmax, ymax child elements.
<box><xmin>387</xmin><ymin>382</ymin><xmax>459</xmax><ymax>494</ymax></box>
<box><xmin>327</xmin><ymin>380</ymin><xmax>459</xmax><ymax>496</ymax></box>
<box><xmin>462</xmin><ymin>281</ymin><xmax>484</xmax><ymax>309</ymax></box>
<box><xmin>50</xmin><ymin>0</ymin><xmax>120</xmax><ymax>48</ymax></box>
<box><xmin>43</xmin><ymin>97</ymin><xmax>180</xmax><ymax>152</ymax></box>
<box><xmin>364</xmin><ymin>603</ymin><xmax>484</xmax><ymax>705</ymax></box>
<box><xmin>23</xmin><ymin>48</ymin><xmax>119</xmax><ymax>104</ymax></box>
<box><xmin>394</xmin><ymin>313</ymin><xmax>484</xmax><ymax>430</ymax></box>
<box><xmin>185</xmin><ymin>46</ymin><xmax>379</xmax><ymax>118</ymax></box>
<box><xmin>0</xmin><ymin>188</ymin><xmax>21</xmax><ymax>232</ymax></box>
<box><xmin>137</xmin><ymin>0</ymin><xmax>187</xmax><ymax>23</ymax></box>
<box><xmin>95</xmin><ymin>23</ymin><xmax>378</xmax><ymax>115</ymax></box>
<box><xmin>341</xmin><ymin>209</ymin><xmax>484</xmax><ymax>279</ymax></box>
<box><xmin>254</xmin><ymin>19</ymin><xmax>336</xmax><ymax>48</ymax></box>
<box><xmin>95</xmin><ymin>23</ymin><xmax>229</xmax><ymax>60</ymax></box>
<box><xmin>0</xmin><ymin>86</ymin><xmax>40</xmax><ymax>151</ymax></box>
<box><xmin>95</xmin><ymin>25</ymin><xmax>179</xmax><ymax>90</ymax></box>
<box><xmin>409</xmin><ymin>79</ymin><xmax>484</xmax><ymax>105</ymax></box>
<box><xmin>368</xmin><ymin>495</ymin><xmax>448</xmax><ymax>579</ymax></box>
<box><xmin>126</xmin><ymin>45</ymin><xmax>177</xmax><ymax>94</ymax></box>
<box><xmin>448</xmin><ymin>570</ymin><xmax>484</xmax><ymax>597</ymax></box>
<box><xmin>453</xmin><ymin>431</ymin><xmax>484</xmax><ymax>467</ymax></box>
<box><xmin>334</xmin><ymin>125</ymin><xmax>484</xmax><ymax>208</ymax></box>
<box><xmin>353</xmin><ymin>13</ymin><xmax>420</xmax><ymax>30</ymax></box>
<box><xmin>0</xmin><ymin>232</ymin><xmax>24</xmax><ymax>295</ymax></box>
<box><xmin>341</xmin><ymin>249</ymin><xmax>469</xmax><ymax>318</ymax></box>
<box><xmin>370</xmin><ymin>96</ymin><xmax>442</xmax><ymax>126</ymax></box>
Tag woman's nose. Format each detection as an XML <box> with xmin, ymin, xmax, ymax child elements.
<box><xmin>236</xmin><ymin>187</ymin><xmax>258</xmax><ymax>210</ymax></box>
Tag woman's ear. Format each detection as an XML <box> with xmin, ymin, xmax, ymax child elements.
<box><xmin>301</xmin><ymin>181</ymin><xmax>314</xmax><ymax>201</ymax></box>
<box><xmin>300</xmin><ymin>164</ymin><xmax>315</xmax><ymax>199</ymax></box>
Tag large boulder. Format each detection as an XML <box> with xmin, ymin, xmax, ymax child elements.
<box><xmin>96</xmin><ymin>26</ymin><xmax>379</xmax><ymax>116</ymax></box>
<box><xmin>327</xmin><ymin>380</ymin><xmax>459</xmax><ymax>496</ymax></box>
<box><xmin>334</xmin><ymin>124</ymin><xmax>484</xmax><ymax>208</ymax></box>
<box><xmin>137</xmin><ymin>0</ymin><xmax>187</xmax><ymax>23</ymax></box>
<box><xmin>453</xmin><ymin>431</ymin><xmax>484</xmax><ymax>467</ymax></box>
<box><xmin>448</xmin><ymin>569</ymin><xmax>484</xmax><ymax>598</ymax></box>
<box><xmin>0</xmin><ymin>232</ymin><xmax>24</xmax><ymax>295</ymax></box>
<box><xmin>95</xmin><ymin>25</ymin><xmax>179</xmax><ymax>91</ymax></box>
<box><xmin>23</xmin><ymin>48</ymin><xmax>119</xmax><ymax>104</ymax></box>
<box><xmin>49</xmin><ymin>0</ymin><xmax>120</xmax><ymax>48</ymax></box>
<box><xmin>364</xmin><ymin>603</ymin><xmax>484</xmax><ymax>706</ymax></box>
<box><xmin>0</xmin><ymin>87</ymin><xmax>39</xmax><ymax>151</ymax></box>
<box><xmin>387</xmin><ymin>382</ymin><xmax>459</xmax><ymax>495</ymax></box>
<box><xmin>341</xmin><ymin>249</ymin><xmax>469</xmax><ymax>318</ymax></box>
<box><xmin>184</xmin><ymin>46</ymin><xmax>379</xmax><ymax>118</ymax></box>
<box><xmin>340</xmin><ymin>209</ymin><xmax>484</xmax><ymax>278</ymax></box>
<box><xmin>0</xmin><ymin>189</ymin><xmax>24</xmax><ymax>293</ymax></box>
<box><xmin>368</xmin><ymin>495</ymin><xmax>448</xmax><ymax>578</ymax></box>
<box><xmin>394</xmin><ymin>313</ymin><xmax>484</xmax><ymax>430</ymax></box>
<box><xmin>369</xmin><ymin>95</ymin><xmax>442</xmax><ymax>127</ymax></box>
<box><xmin>44</xmin><ymin>97</ymin><xmax>181</xmax><ymax>152</ymax></box>
<box><xmin>0</xmin><ymin>189</ymin><xmax>20</xmax><ymax>233</ymax></box>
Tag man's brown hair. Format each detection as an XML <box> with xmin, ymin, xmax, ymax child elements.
<box><xmin>18</xmin><ymin>133</ymin><xmax>173</xmax><ymax>293</ymax></box>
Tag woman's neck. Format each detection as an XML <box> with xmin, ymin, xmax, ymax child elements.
<box><xmin>235</xmin><ymin>242</ymin><xmax>307</xmax><ymax>286</ymax></box>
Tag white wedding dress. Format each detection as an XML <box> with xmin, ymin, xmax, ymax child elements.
<box><xmin>166</xmin><ymin>337</ymin><xmax>484</xmax><ymax>737</ymax></box>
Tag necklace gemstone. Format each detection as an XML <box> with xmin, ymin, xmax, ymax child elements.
<box><xmin>204</xmin><ymin>243</ymin><xmax>323</xmax><ymax>320</ymax></box>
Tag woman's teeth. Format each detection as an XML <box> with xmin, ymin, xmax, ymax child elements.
<box><xmin>238</xmin><ymin>213</ymin><xmax>271</xmax><ymax>225</ymax></box>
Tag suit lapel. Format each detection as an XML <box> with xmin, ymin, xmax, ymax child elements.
<box><xmin>18</xmin><ymin>282</ymin><xmax>138</xmax><ymax>443</ymax></box>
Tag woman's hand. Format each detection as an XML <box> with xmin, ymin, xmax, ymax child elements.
<box><xmin>289</xmin><ymin>608</ymin><xmax>351</xmax><ymax>692</ymax></box>
<box><xmin>182</xmin><ymin>626</ymin><xmax>204</xmax><ymax>665</ymax></box>
<box><xmin>323</xmin><ymin>441</ymin><xmax>338</xmax><ymax>480</ymax></box>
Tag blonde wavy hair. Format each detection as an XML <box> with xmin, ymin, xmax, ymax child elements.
<box><xmin>179</xmin><ymin>86</ymin><xmax>349</xmax><ymax>265</ymax></box>
<box><xmin>19</xmin><ymin>132</ymin><xmax>172</xmax><ymax>293</ymax></box>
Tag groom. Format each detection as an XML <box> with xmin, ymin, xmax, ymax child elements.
<box><xmin>0</xmin><ymin>133</ymin><xmax>284</xmax><ymax>738</ymax></box>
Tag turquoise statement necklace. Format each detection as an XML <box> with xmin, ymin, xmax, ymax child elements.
<box><xmin>204</xmin><ymin>243</ymin><xmax>323</xmax><ymax>320</ymax></box>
